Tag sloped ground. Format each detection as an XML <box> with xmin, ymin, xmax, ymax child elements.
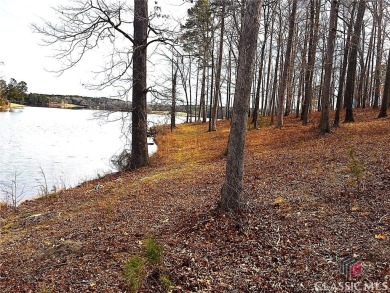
<box><xmin>0</xmin><ymin>109</ymin><xmax>389</xmax><ymax>292</ymax></box>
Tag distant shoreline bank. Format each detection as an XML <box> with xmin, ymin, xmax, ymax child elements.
<box><xmin>0</xmin><ymin>104</ymin><xmax>189</xmax><ymax>116</ymax></box>
<box><xmin>0</xmin><ymin>103</ymin><xmax>25</xmax><ymax>110</ymax></box>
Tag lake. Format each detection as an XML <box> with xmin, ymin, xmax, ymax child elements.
<box><xmin>0</xmin><ymin>107</ymin><xmax>175</xmax><ymax>203</ymax></box>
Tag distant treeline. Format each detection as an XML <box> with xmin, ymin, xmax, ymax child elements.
<box><xmin>1</xmin><ymin>77</ymin><xmax>189</xmax><ymax>113</ymax></box>
<box><xmin>26</xmin><ymin>93</ymin><xmax>131</xmax><ymax>111</ymax></box>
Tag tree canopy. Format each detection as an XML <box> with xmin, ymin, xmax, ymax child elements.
<box><xmin>0</xmin><ymin>78</ymin><xmax>28</xmax><ymax>104</ymax></box>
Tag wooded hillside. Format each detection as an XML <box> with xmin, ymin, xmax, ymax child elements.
<box><xmin>0</xmin><ymin>109</ymin><xmax>388</xmax><ymax>292</ymax></box>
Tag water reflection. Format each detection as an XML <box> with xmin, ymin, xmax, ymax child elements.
<box><xmin>0</xmin><ymin>107</ymin><xmax>175</xmax><ymax>202</ymax></box>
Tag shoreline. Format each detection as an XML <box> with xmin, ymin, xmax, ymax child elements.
<box><xmin>0</xmin><ymin>103</ymin><xmax>25</xmax><ymax>110</ymax></box>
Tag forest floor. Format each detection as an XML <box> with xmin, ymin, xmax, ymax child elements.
<box><xmin>0</xmin><ymin>109</ymin><xmax>389</xmax><ymax>292</ymax></box>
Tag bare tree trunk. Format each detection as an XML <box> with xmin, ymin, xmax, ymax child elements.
<box><xmin>219</xmin><ymin>0</ymin><xmax>262</xmax><ymax>213</ymax></box>
<box><xmin>285</xmin><ymin>26</ymin><xmax>297</xmax><ymax>117</ymax></box>
<box><xmin>344</xmin><ymin>0</ymin><xmax>366</xmax><ymax>123</ymax></box>
<box><xmin>177</xmin><ymin>56</ymin><xmax>190</xmax><ymax>123</ymax></box>
<box><xmin>200</xmin><ymin>57</ymin><xmax>207</xmax><ymax>122</ymax></box>
<box><xmin>252</xmin><ymin>5</ymin><xmax>270</xmax><ymax>129</ymax></box>
<box><xmin>252</xmin><ymin>6</ymin><xmax>269</xmax><ymax>128</ymax></box>
<box><xmin>302</xmin><ymin>0</ymin><xmax>321</xmax><ymax>125</ymax></box>
<box><xmin>378</xmin><ymin>50</ymin><xmax>390</xmax><ymax>118</ymax></box>
<box><xmin>195</xmin><ymin>63</ymin><xmax>200</xmax><ymax>121</ymax></box>
<box><xmin>208</xmin><ymin>32</ymin><xmax>215</xmax><ymax>130</ymax></box>
<box><xmin>356</xmin><ymin>38</ymin><xmax>365</xmax><ymax>108</ymax></box>
<box><xmin>130</xmin><ymin>0</ymin><xmax>149</xmax><ymax>170</ymax></box>
<box><xmin>317</xmin><ymin>36</ymin><xmax>326</xmax><ymax>112</ymax></box>
<box><xmin>188</xmin><ymin>55</ymin><xmax>193</xmax><ymax>122</ymax></box>
<box><xmin>270</xmin><ymin>12</ymin><xmax>283</xmax><ymax>125</ymax></box>
<box><xmin>211</xmin><ymin>3</ymin><xmax>225</xmax><ymax>131</ymax></box>
<box><xmin>373</xmin><ymin>0</ymin><xmax>383</xmax><ymax>109</ymax></box>
<box><xmin>334</xmin><ymin>3</ymin><xmax>356</xmax><ymax>127</ymax></box>
<box><xmin>320</xmin><ymin>0</ymin><xmax>339</xmax><ymax>134</ymax></box>
<box><xmin>362</xmin><ymin>24</ymin><xmax>374</xmax><ymax>109</ymax></box>
<box><xmin>226</xmin><ymin>45</ymin><xmax>232</xmax><ymax>119</ymax></box>
<box><xmin>171</xmin><ymin>56</ymin><xmax>178</xmax><ymax>131</ymax></box>
<box><xmin>296</xmin><ymin>17</ymin><xmax>309</xmax><ymax>118</ymax></box>
<box><xmin>263</xmin><ymin>13</ymin><xmax>275</xmax><ymax>116</ymax></box>
<box><xmin>276</xmin><ymin>0</ymin><xmax>298</xmax><ymax>128</ymax></box>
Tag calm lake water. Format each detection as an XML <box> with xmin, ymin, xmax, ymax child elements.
<box><xmin>0</xmin><ymin>107</ymin><xmax>174</xmax><ymax>203</ymax></box>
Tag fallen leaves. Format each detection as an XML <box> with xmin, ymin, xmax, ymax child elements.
<box><xmin>374</xmin><ymin>234</ymin><xmax>387</xmax><ymax>240</ymax></box>
<box><xmin>0</xmin><ymin>109</ymin><xmax>389</xmax><ymax>292</ymax></box>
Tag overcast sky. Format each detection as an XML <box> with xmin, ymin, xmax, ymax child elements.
<box><xmin>0</xmin><ymin>0</ymin><xmax>189</xmax><ymax>98</ymax></box>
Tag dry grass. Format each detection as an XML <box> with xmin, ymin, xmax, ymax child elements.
<box><xmin>152</xmin><ymin>122</ymin><xmax>230</xmax><ymax>166</ymax></box>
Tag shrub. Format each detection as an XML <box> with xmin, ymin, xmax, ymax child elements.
<box><xmin>110</xmin><ymin>149</ymin><xmax>132</xmax><ymax>172</ymax></box>
<box><xmin>0</xmin><ymin>97</ymin><xmax>9</xmax><ymax>107</ymax></box>
<box><xmin>348</xmin><ymin>148</ymin><xmax>365</xmax><ymax>190</ymax></box>
<box><xmin>123</xmin><ymin>237</ymin><xmax>173</xmax><ymax>292</ymax></box>
<box><xmin>143</xmin><ymin>237</ymin><xmax>163</xmax><ymax>265</ymax></box>
<box><xmin>159</xmin><ymin>274</ymin><xmax>174</xmax><ymax>290</ymax></box>
<box><xmin>123</xmin><ymin>255</ymin><xmax>146</xmax><ymax>293</ymax></box>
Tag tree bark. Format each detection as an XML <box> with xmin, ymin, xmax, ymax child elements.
<box><xmin>362</xmin><ymin>24</ymin><xmax>374</xmax><ymax>109</ymax></box>
<box><xmin>252</xmin><ymin>5</ymin><xmax>270</xmax><ymax>128</ymax></box>
<box><xmin>210</xmin><ymin>3</ymin><xmax>225</xmax><ymax>131</ymax></box>
<box><xmin>378</xmin><ymin>50</ymin><xmax>390</xmax><ymax>118</ymax></box>
<box><xmin>171</xmin><ymin>55</ymin><xmax>178</xmax><ymax>131</ymax></box>
<box><xmin>301</xmin><ymin>0</ymin><xmax>321</xmax><ymax>125</ymax></box>
<box><xmin>226</xmin><ymin>44</ymin><xmax>232</xmax><ymax>119</ymax></box>
<box><xmin>199</xmin><ymin>53</ymin><xmax>207</xmax><ymax>123</ymax></box>
<box><xmin>344</xmin><ymin>0</ymin><xmax>366</xmax><ymax>123</ymax></box>
<box><xmin>296</xmin><ymin>16</ymin><xmax>309</xmax><ymax>118</ymax></box>
<box><xmin>334</xmin><ymin>3</ymin><xmax>356</xmax><ymax>127</ymax></box>
<box><xmin>188</xmin><ymin>56</ymin><xmax>193</xmax><ymax>122</ymax></box>
<box><xmin>219</xmin><ymin>0</ymin><xmax>262</xmax><ymax>213</ymax></box>
<box><xmin>276</xmin><ymin>0</ymin><xmax>298</xmax><ymax>128</ymax></box>
<box><xmin>130</xmin><ymin>0</ymin><xmax>149</xmax><ymax>170</ymax></box>
<box><xmin>320</xmin><ymin>0</ymin><xmax>339</xmax><ymax>133</ymax></box>
<box><xmin>270</xmin><ymin>11</ymin><xmax>283</xmax><ymax>124</ymax></box>
<box><xmin>373</xmin><ymin>0</ymin><xmax>383</xmax><ymax>109</ymax></box>
<box><xmin>263</xmin><ymin>12</ymin><xmax>275</xmax><ymax>116</ymax></box>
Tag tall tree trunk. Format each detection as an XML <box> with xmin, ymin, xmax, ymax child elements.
<box><xmin>356</xmin><ymin>42</ymin><xmax>365</xmax><ymax>108</ymax></box>
<box><xmin>252</xmin><ymin>5</ymin><xmax>270</xmax><ymax>128</ymax></box>
<box><xmin>344</xmin><ymin>0</ymin><xmax>366</xmax><ymax>123</ymax></box>
<box><xmin>296</xmin><ymin>17</ymin><xmax>309</xmax><ymax>118</ymax></box>
<box><xmin>378</xmin><ymin>50</ymin><xmax>390</xmax><ymax>118</ymax></box>
<box><xmin>368</xmin><ymin>29</ymin><xmax>378</xmax><ymax>107</ymax></box>
<box><xmin>226</xmin><ymin>44</ymin><xmax>232</xmax><ymax>119</ymax></box>
<box><xmin>195</xmin><ymin>63</ymin><xmax>200</xmax><ymax>121</ymax></box>
<box><xmin>276</xmin><ymin>0</ymin><xmax>298</xmax><ymax>128</ymax></box>
<box><xmin>285</xmin><ymin>26</ymin><xmax>297</xmax><ymax>117</ymax></box>
<box><xmin>302</xmin><ymin>0</ymin><xmax>321</xmax><ymax>125</ymax></box>
<box><xmin>171</xmin><ymin>57</ymin><xmax>178</xmax><ymax>131</ymax></box>
<box><xmin>210</xmin><ymin>3</ymin><xmax>225</xmax><ymax>131</ymax></box>
<box><xmin>220</xmin><ymin>0</ymin><xmax>262</xmax><ymax>213</ymax></box>
<box><xmin>208</xmin><ymin>31</ymin><xmax>215</xmax><ymax>130</ymax></box>
<box><xmin>188</xmin><ymin>55</ymin><xmax>193</xmax><ymax>122</ymax></box>
<box><xmin>373</xmin><ymin>0</ymin><xmax>383</xmax><ymax>109</ymax></box>
<box><xmin>334</xmin><ymin>3</ymin><xmax>356</xmax><ymax>127</ymax></box>
<box><xmin>270</xmin><ymin>11</ymin><xmax>282</xmax><ymax>125</ymax></box>
<box><xmin>178</xmin><ymin>56</ymin><xmax>190</xmax><ymax>123</ymax></box>
<box><xmin>362</xmin><ymin>24</ymin><xmax>374</xmax><ymax>109</ymax></box>
<box><xmin>130</xmin><ymin>0</ymin><xmax>149</xmax><ymax>170</ymax></box>
<box><xmin>263</xmin><ymin>14</ymin><xmax>274</xmax><ymax>116</ymax></box>
<box><xmin>199</xmin><ymin>56</ymin><xmax>207</xmax><ymax>122</ymax></box>
<box><xmin>317</xmin><ymin>36</ymin><xmax>327</xmax><ymax>112</ymax></box>
<box><xmin>320</xmin><ymin>0</ymin><xmax>339</xmax><ymax>133</ymax></box>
